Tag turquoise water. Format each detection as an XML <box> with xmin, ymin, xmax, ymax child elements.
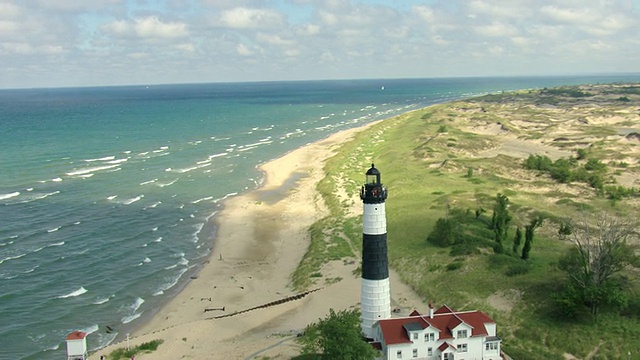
<box><xmin>1</xmin><ymin>76</ymin><xmax>638</xmax><ymax>359</ymax></box>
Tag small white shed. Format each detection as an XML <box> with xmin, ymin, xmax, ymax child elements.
<box><xmin>66</xmin><ymin>331</ymin><xmax>88</xmax><ymax>360</ymax></box>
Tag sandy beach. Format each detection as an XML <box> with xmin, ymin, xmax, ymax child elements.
<box><xmin>92</xmin><ymin>120</ymin><xmax>428</xmax><ymax>359</ymax></box>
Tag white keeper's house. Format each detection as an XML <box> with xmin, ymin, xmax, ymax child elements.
<box><xmin>371</xmin><ymin>304</ymin><xmax>502</xmax><ymax>360</ymax></box>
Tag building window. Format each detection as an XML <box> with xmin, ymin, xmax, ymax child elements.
<box><xmin>428</xmin><ymin>332</ymin><xmax>435</xmax><ymax>341</ymax></box>
<box><xmin>397</xmin><ymin>350</ymin><xmax>402</xmax><ymax>359</ymax></box>
<box><xmin>444</xmin><ymin>353</ymin><xmax>452</xmax><ymax>360</ymax></box>
<box><xmin>486</xmin><ymin>342</ymin><xmax>498</xmax><ymax>351</ymax></box>
<box><xmin>413</xmin><ymin>332</ymin><xmax>418</xmax><ymax>340</ymax></box>
<box><xmin>457</xmin><ymin>343</ymin><xmax>468</xmax><ymax>353</ymax></box>
<box><xmin>428</xmin><ymin>347</ymin><xmax>433</xmax><ymax>356</ymax></box>
<box><xmin>413</xmin><ymin>349</ymin><xmax>418</xmax><ymax>358</ymax></box>
<box><xmin>457</xmin><ymin>329</ymin><xmax>468</xmax><ymax>338</ymax></box>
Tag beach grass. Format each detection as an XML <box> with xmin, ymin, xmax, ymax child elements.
<box><xmin>294</xmin><ymin>83</ymin><xmax>640</xmax><ymax>358</ymax></box>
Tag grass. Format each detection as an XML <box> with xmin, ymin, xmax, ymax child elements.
<box><xmin>107</xmin><ymin>339</ymin><xmax>163</xmax><ymax>360</ymax></box>
<box><xmin>290</xmin><ymin>84</ymin><xmax>640</xmax><ymax>358</ymax></box>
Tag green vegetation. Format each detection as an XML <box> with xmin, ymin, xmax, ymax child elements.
<box><xmin>297</xmin><ymin>309</ymin><xmax>377</xmax><ymax>359</ymax></box>
<box><xmin>293</xmin><ymin>83</ymin><xmax>640</xmax><ymax>358</ymax></box>
<box><xmin>107</xmin><ymin>340</ymin><xmax>163</xmax><ymax>360</ymax></box>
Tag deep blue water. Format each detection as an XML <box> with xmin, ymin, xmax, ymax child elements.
<box><xmin>1</xmin><ymin>75</ymin><xmax>639</xmax><ymax>359</ymax></box>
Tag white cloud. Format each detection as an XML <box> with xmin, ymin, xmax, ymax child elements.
<box><xmin>236</xmin><ymin>43</ymin><xmax>253</xmax><ymax>56</ymax></box>
<box><xmin>1</xmin><ymin>42</ymin><xmax>64</xmax><ymax>55</ymax></box>
<box><xmin>218</xmin><ymin>7</ymin><xmax>284</xmax><ymax>29</ymax></box>
<box><xmin>102</xmin><ymin>16</ymin><xmax>189</xmax><ymax>39</ymax></box>
<box><xmin>255</xmin><ymin>33</ymin><xmax>294</xmax><ymax>46</ymax></box>
<box><xmin>1</xmin><ymin>0</ymin><xmax>639</xmax><ymax>88</ymax></box>
<box><xmin>0</xmin><ymin>2</ymin><xmax>21</xmax><ymax>18</ymax></box>
<box><xmin>475</xmin><ymin>22</ymin><xmax>519</xmax><ymax>37</ymax></box>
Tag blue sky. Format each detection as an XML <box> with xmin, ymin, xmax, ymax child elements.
<box><xmin>1</xmin><ymin>0</ymin><xmax>639</xmax><ymax>88</ymax></box>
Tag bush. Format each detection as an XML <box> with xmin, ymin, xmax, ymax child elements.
<box><xmin>450</xmin><ymin>243</ymin><xmax>479</xmax><ymax>256</ymax></box>
<box><xmin>427</xmin><ymin>217</ymin><xmax>461</xmax><ymax>247</ymax></box>
<box><xmin>446</xmin><ymin>261</ymin><xmax>463</xmax><ymax>271</ymax></box>
<box><xmin>505</xmin><ymin>263</ymin><xmax>530</xmax><ymax>276</ymax></box>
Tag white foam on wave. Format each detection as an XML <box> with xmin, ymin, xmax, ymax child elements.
<box><xmin>84</xmin><ymin>156</ymin><xmax>115</xmax><ymax>162</ymax></box>
<box><xmin>153</xmin><ymin>267</ymin><xmax>188</xmax><ymax>296</ymax></box>
<box><xmin>121</xmin><ymin>313</ymin><xmax>142</xmax><ymax>324</ymax></box>
<box><xmin>213</xmin><ymin>192</ymin><xmax>238</xmax><ymax>203</ymax></box>
<box><xmin>157</xmin><ymin>178</ymin><xmax>178</xmax><ymax>187</ymax></box>
<box><xmin>122</xmin><ymin>195</ymin><xmax>144</xmax><ymax>205</ymax></box>
<box><xmin>140</xmin><ymin>178</ymin><xmax>158</xmax><ymax>185</ymax></box>
<box><xmin>191</xmin><ymin>196</ymin><xmax>213</xmax><ymax>204</ymax></box>
<box><xmin>52</xmin><ymin>178</ymin><xmax>63</xmax><ymax>182</ymax></box>
<box><xmin>237</xmin><ymin>138</ymin><xmax>273</xmax><ymax>152</ymax></box>
<box><xmin>79</xmin><ymin>173</ymin><xmax>94</xmax><ymax>178</ymax></box>
<box><xmin>18</xmin><ymin>190</ymin><xmax>61</xmax><ymax>204</ymax></box>
<box><xmin>208</xmin><ymin>152</ymin><xmax>228</xmax><ymax>160</ymax></box>
<box><xmin>153</xmin><ymin>237</ymin><xmax>162</xmax><ymax>242</ymax></box>
<box><xmin>0</xmin><ymin>192</ymin><xmax>20</xmax><ymax>200</ymax></box>
<box><xmin>47</xmin><ymin>227</ymin><xmax>60</xmax><ymax>233</ymax></box>
<box><xmin>143</xmin><ymin>257</ymin><xmax>151</xmax><ymax>263</ymax></box>
<box><xmin>0</xmin><ymin>253</ymin><xmax>27</xmax><ymax>265</ymax></box>
<box><xmin>172</xmin><ymin>162</ymin><xmax>211</xmax><ymax>173</ymax></box>
<box><xmin>107</xmin><ymin>195</ymin><xmax>118</xmax><ymax>200</ymax></box>
<box><xmin>143</xmin><ymin>201</ymin><xmax>161</xmax><ymax>210</ymax></box>
<box><xmin>24</xmin><ymin>265</ymin><xmax>39</xmax><ymax>274</ymax></box>
<box><xmin>178</xmin><ymin>257</ymin><xmax>189</xmax><ymax>266</ymax></box>
<box><xmin>58</xmin><ymin>286</ymin><xmax>88</xmax><ymax>299</ymax></box>
<box><xmin>67</xmin><ymin>164</ymin><xmax>119</xmax><ymax>176</ymax></box>
<box><xmin>81</xmin><ymin>324</ymin><xmax>99</xmax><ymax>335</ymax></box>
<box><xmin>93</xmin><ymin>295</ymin><xmax>114</xmax><ymax>305</ymax></box>
<box><xmin>107</xmin><ymin>158</ymin><xmax>128</xmax><ymax>164</ymax></box>
<box><xmin>49</xmin><ymin>241</ymin><xmax>65</xmax><ymax>247</ymax></box>
<box><xmin>131</xmin><ymin>297</ymin><xmax>144</xmax><ymax>313</ymax></box>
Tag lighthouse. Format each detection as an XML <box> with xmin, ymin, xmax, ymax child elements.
<box><xmin>359</xmin><ymin>164</ymin><xmax>391</xmax><ymax>339</ymax></box>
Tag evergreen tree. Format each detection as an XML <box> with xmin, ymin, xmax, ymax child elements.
<box><xmin>491</xmin><ymin>194</ymin><xmax>512</xmax><ymax>244</ymax></box>
<box><xmin>521</xmin><ymin>217</ymin><xmax>542</xmax><ymax>260</ymax></box>
<box><xmin>513</xmin><ymin>226</ymin><xmax>522</xmax><ymax>254</ymax></box>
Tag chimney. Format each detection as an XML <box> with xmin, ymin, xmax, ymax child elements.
<box><xmin>428</xmin><ymin>301</ymin><xmax>434</xmax><ymax>319</ymax></box>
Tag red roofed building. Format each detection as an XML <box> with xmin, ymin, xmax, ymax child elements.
<box><xmin>371</xmin><ymin>304</ymin><xmax>502</xmax><ymax>360</ymax></box>
<box><xmin>65</xmin><ymin>331</ymin><xmax>88</xmax><ymax>360</ymax></box>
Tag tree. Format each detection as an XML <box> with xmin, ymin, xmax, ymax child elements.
<box><xmin>491</xmin><ymin>193</ymin><xmax>512</xmax><ymax>244</ymax></box>
<box><xmin>521</xmin><ymin>217</ymin><xmax>542</xmax><ymax>260</ymax></box>
<box><xmin>298</xmin><ymin>308</ymin><xmax>378</xmax><ymax>359</ymax></box>
<box><xmin>557</xmin><ymin>213</ymin><xmax>637</xmax><ymax>317</ymax></box>
<box><xmin>513</xmin><ymin>226</ymin><xmax>523</xmax><ymax>254</ymax></box>
<box><xmin>427</xmin><ymin>217</ymin><xmax>461</xmax><ymax>247</ymax></box>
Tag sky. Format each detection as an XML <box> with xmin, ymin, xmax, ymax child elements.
<box><xmin>1</xmin><ymin>0</ymin><xmax>639</xmax><ymax>89</ymax></box>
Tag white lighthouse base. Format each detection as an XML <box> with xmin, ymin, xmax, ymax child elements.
<box><xmin>361</xmin><ymin>277</ymin><xmax>391</xmax><ymax>339</ymax></box>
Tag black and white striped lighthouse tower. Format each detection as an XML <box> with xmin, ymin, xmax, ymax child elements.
<box><xmin>359</xmin><ymin>163</ymin><xmax>391</xmax><ymax>339</ymax></box>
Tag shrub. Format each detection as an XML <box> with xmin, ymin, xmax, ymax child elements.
<box><xmin>427</xmin><ymin>217</ymin><xmax>461</xmax><ymax>247</ymax></box>
<box><xmin>446</xmin><ymin>261</ymin><xmax>463</xmax><ymax>271</ymax></box>
<box><xmin>450</xmin><ymin>243</ymin><xmax>479</xmax><ymax>256</ymax></box>
<box><xmin>506</xmin><ymin>263</ymin><xmax>530</xmax><ymax>276</ymax></box>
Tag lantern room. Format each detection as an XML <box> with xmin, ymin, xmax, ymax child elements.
<box><xmin>360</xmin><ymin>164</ymin><xmax>387</xmax><ymax>204</ymax></box>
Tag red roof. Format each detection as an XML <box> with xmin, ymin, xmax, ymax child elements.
<box><xmin>438</xmin><ymin>342</ymin><xmax>456</xmax><ymax>352</ymax></box>
<box><xmin>377</xmin><ymin>305</ymin><xmax>495</xmax><ymax>345</ymax></box>
<box><xmin>66</xmin><ymin>331</ymin><xmax>87</xmax><ymax>340</ymax></box>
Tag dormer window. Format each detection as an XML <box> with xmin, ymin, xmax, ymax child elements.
<box><xmin>412</xmin><ymin>332</ymin><xmax>418</xmax><ymax>340</ymax></box>
<box><xmin>457</xmin><ymin>329</ymin><xmax>468</xmax><ymax>338</ymax></box>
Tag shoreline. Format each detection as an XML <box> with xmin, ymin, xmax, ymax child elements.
<box><xmin>92</xmin><ymin>117</ymin><xmax>428</xmax><ymax>359</ymax></box>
